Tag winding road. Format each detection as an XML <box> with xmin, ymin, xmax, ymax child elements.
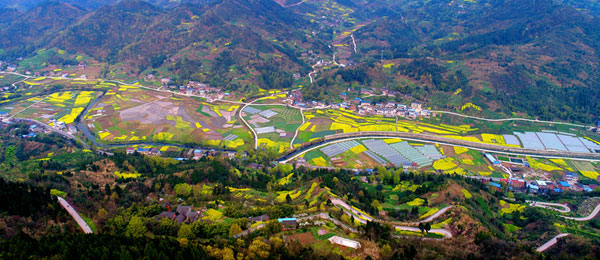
<box><xmin>528</xmin><ymin>201</ymin><xmax>571</xmax><ymax>213</ymax></box>
<box><xmin>290</xmin><ymin>108</ymin><xmax>305</xmax><ymax>149</ymax></box>
<box><xmin>561</xmin><ymin>203</ymin><xmax>600</xmax><ymax>221</ymax></box>
<box><xmin>330</xmin><ymin>197</ymin><xmax>454</xmax><ymax>238</ymax></box>
<box><xmin>531</xmin><ymin>200</ymin><xmax>600</xmax><ymax>252</ymax></box>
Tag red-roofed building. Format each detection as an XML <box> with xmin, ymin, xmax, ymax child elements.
<box><xmin>510</xmin><ymin>179</ymin><xmax>525</xmax><ymax>189</ymax></box>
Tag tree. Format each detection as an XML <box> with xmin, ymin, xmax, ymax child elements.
<box><xmin>424</xmin><ymin>222</ymin><xmax>431</xmax><ymax>234</ymax></box>
<box><xmin>264</xmin><ymin>220</ymin><xmax>282</xmax><ymax>235</ymax></box>
<box><xmin>178</xmin><ymin>224</ymin><xmax>194</xmax><ymax>240</ymax></box>
<box><xmin>381</xmin><ymin>244</ymin><xmax>393</xmax><ymax>259</ymax></box>
<box><xmin>418</xmin><ymin>223</ymin><xmax>425</xmax><ymax>234</ymax></box>
<box><xmin>229</xmin><ymin>224</ymin><xmax>242</xmax><ymax>238</ymax></box>
<box><xmin>371</xmin><ymin>200</ymin><xmax>381</xmax><ymax>211</ymax></box>
<box><xmin>174</xmin><ymin>183</ymin><xmax>192</xmax><ymax>197</ymax></box>
<box><xmin>247</xmin><ymin>238</ymin><xmax>271</xmax><ymax>260</ymax></box>
<box><xmin>285</xmin><ymin>194</ymin><xmax>292</xmax><ymax>204</ymax></box>
<box><xmin>125</xmin><ymin>216</ymin><xmax>147</xmax><ymax>238</ymax></box>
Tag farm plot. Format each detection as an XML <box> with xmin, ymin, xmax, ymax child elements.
<box><xmin>513</xmin><ymin>131</ymin><xmax>598</xmax><ymax>153</ymax></box>
<box><xmin>86</xmin><ymin>87</ymin><xmax>250</xmax><ymax>148</ymax></box>
<box><xmin>415</xmin><ymin>145</ymin><xmax>444</xmax><ymax>160</ymax></box>
<box><xmin>429</xmin><ymin>145</ymin><xmax>504</xmax><ymax>177</ymax></box>
<box><xmin>389</xmin><ymin>142</ymin><xmax>433</xmax><ymax>167</ymax></box>
<box><xmin>307</xmin><ymin>139</ymin><xmax>450</xmax><ymax>169</ymax></box>
<box><xmin>294</xmin><ymin>109</ymin><xmax>487</xmax><ymax>146</ymax></box>
<box><xmin>571</xmin><ymin>161</ymin><xmax>600</xmax><ymax>180</ymax></box>
<box><xmin>243</xmin><ymin>105</ymin><xmax>303</xmax><ymax>153</ymax></box>
<box><xmin>7</xmin><ymin>91</ymin><xmax>99</xmax><ymax>125</ymax></box>
<box><xmin>362</xmin><ymin>139</ymin><xmax>411</xmax><ymax>167</ymax></box>
<box><xmin>320</xmin><ymin>140</ymin><xmax>360</xmax><ymax>157</ymax></box>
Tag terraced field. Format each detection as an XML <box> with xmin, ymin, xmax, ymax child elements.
<box><xmin>85</xmin><ymin>86</ymin><xmax>251</xmax><ymax>148</ymax></box>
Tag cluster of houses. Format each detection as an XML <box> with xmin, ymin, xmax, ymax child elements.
<box><xmin>152</xmin><ymin>77</ymin><xmax>230</xmax><ymax>102</ymax></box>
<box><xmin>482</xmin><ymin>153</ymin><xmax>597</xmax><ymax>193</ymax></box>
<box><xmin>0</xmin><ymin>119</ymin><xmax>57</xmax><ymax>138</ymax></box>
<box><xmin>2</xmin><ymin>61</ymin><xmax>88</xmax><ymax>78</ymax></box>
<box><xmin>48</xmin><ymin>119</ymin><xmax>78</xmax><ymax>134</ymax></box>
<box><xmin>481</xmin><ymin>173</ymin><xmax>596</xmax><ymax>194</ymax></box>
<box><xmin>285</xmin><ymin>89</ymin><xmax>432</xmax><ymax>119</ymax></box>
<box><xmin>126</xmin><ymin>147</ymin><xmax>236</xmax><ymax>161</ymax></box>
<box><xmin>157</xmin><ymin>205</ymin><xmax>202</xmax><ymax>224</ymax></box>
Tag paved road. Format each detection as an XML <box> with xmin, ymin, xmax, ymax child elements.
<box><xmin>394</xmin><ymin>226</ymin><xmax>453</xmax><ymax>238</ymax></box>
<box><xmin>416</xmin><ymin>206</ymin><xmax>454</xmax><ymax>223</ymax></box>
<box><xmin>536</xmin><ymin>233</ymin><xmax>569</xmax><ymax>252</ymax></box>
<box><xmin>278</xmin><ymin>132</ymin><xmax>600</xmax><ymax>164</ymax></box>
<box><xmin>238</xmin><ymin>94</ymin><xmax>282</xmax><ymax>149</ymax></box>
<box><xmin>561</xmin><ymin>203</ymin><xmax>600</xmax><ymax>221</ymax></box>
<box><xmin>330</xmin><ymin>197</ymin><xmax>374</xmax><ymax>223</ymax></box>
<box><xmin>3</xmin><ymin>71</ymin><xmax>591</xmax><ymax>131</ymax></box>
<box><xmin>432</xmin><ymin>110</ymin><xmax>588</xmax><ymax>128</ymax></box>
<box><xmin>331</xmin><ymin>197</ymin><xmax>454</xmax><ymax>238</ymax></box>
<box><xmin>290</xmin><ymin>108</ymin><xmax>305</xmax><ymax>149</ymax></box>
<box><xmin>14</xmin><ymin>118</ymin><xmax>91</xmax><ymax>150</ymax></box>
<box><xmin>57</xmin><ymin>196</ymin><xmax>93</xmax><ymax>234</ymax></box>
<box><xmin>528</xmin><ymin>201</ymin><xmax>571</xmax><ymax>213</ymax></box>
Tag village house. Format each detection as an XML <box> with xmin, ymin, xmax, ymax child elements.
<box><xmin>278</xmin><ymin>218</ymin><xmax>297</xmax><ymax>230</ymax></box>
<box><xmin>249</xmin><ymin>214</ymin><xmax>269</xmax><ymax>222</ymax></box>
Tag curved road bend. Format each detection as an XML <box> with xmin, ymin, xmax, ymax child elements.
<box><xmin>57</xmin><ymin>196</ymin><xmax>93</xmax><ymax>234</ymax></box>
<box><xmin>561</xmin><ymin>203</ymin><xmax>600</xmax><ymax>221</ymax></box>
<box><xmin>528</xmin><ymin>201</ymin><xmax>571</xmax><ymax>213</ymax></box>
<box><xmin>331</xmin><ymin>198</ymin><xmax>454</xmax><ymax>238</ymax></box>
<box><xmin>290</xmin><ymin>108</ymin><xmax>305</xmax><ymax>149</ymax></box>
<box><xmin>277</xmin><ymin>132</ymin><xmax>600</xmax><ymax>164</ymax></box>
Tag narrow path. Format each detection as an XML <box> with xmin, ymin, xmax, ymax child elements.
<box><xmin>11</xmin><ymin>75</ymin><xmax>27</xmax><ymax>89</ymax></box>
<box><xmin>351</xmin><ymin>34</ymin><xmax>357</xmax><ymax>54</ymax></box>
<box><xmin>536</xmin><ymin>233</ymin><xmax>569</xmax><ymax>252</ymax></box>
<box><xmin>290</xmin><ymin>108</ymin><xmax>305</xmax><ymax>149</ymax></box>
<box><xmin>432</xmin><ymin>110</ymin><xmax>588</xmax><ymax>128</ymax></box>
<box><xmin>239</xmin><ymin>99</ymin><xmax>260</xmax><ymax>149</ymax></box>
<box><xmin>237</xmin><ymin>93</ymin><xmax>284</xmax><ymax>149</ymax></box>
<box><xmin>9</xmin><ymin>94</ymin><xmax>48</xmax><ymax>119</ymax></box>
<box><xmin>308</xmin><ymin>70</ymin><xmax>316</xmax><ymax>84</ymax></box>
<box><xmin>57</xmin><ymin>196</ymin><xmax>93</xmax><ymax>234</ymax></box>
